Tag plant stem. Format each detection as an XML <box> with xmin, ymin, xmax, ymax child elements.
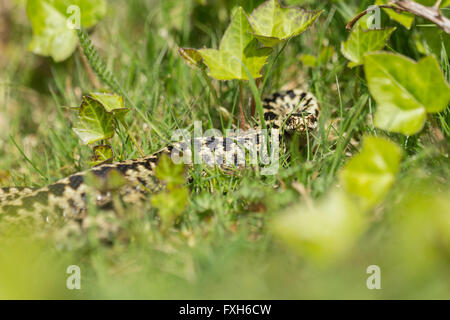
<box><xmin>78</xmin><ymin>44</ymin><xmax>100</xmax><ymax>89</ymax></box>
<box><xmin>354</xmin><ymin>66</ymin><xmax>360</xmax><ymax>101</ymax></box>
<box><xmin>200</xmin><ymin>69</ymin><xmax>220</xmax><ymax>106</ymax></box>
<box><xmin>238</xmin><ymin>80</ymin><xmax>248</xmax><ymax>130</ymax></box>
<box><xmin>200</xmin><ymin>68</ymin><xmax>225</xmax><ymax>127</ymax></box>
<box><xmin>261</xmin><ymin>40</ymin><xmax>290</xmax><ymax>95</ymax></box>
<box><xmin>120</xmin><ymin>120</ymin><xmax>145</xmax><ymax>157</ymax></box>
<box><xmin>250</xmin><ymin>78</ymin><xmax>261</xmax><ymax>117</ymax></box>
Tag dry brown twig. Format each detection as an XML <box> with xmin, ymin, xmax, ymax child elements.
<box><xmin>77</xmin><ymin>44</ymin><xmax>101</xmax><ymax>89</ymax></box>
<box><xmin>347</xmin><ymin>0</ymin><xmax>450</xmax><ymax>33</ymax></box>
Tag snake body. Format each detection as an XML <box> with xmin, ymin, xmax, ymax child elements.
<box><xmin>0</xmin><ymin>89</ymin><xmax>319</xmax><ymax>225</ymax></box>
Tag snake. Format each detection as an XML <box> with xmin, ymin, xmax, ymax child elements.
<box><xmin>0</xmin><ymin>89</ymin><xmax>319</xmax><ymax>227</ymax></box>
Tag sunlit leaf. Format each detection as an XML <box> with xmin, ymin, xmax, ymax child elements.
<box><xmin>72</xmin><ymin>96</ymin><xmax>115</xmax><ymax>145</ymax></box>
<box><xmin>388</xmin><ymin>186</ymin><xmax>450</xmax><ymax>276</ymax></box>
<box><xmin>89</xmin><ymin>92</ymin><xmax>125</xmax><ymax>112</ymax></box>
<box><xmin>178</xmin><ymin>47</ymin><xmax>206</xmax><ymax>69</ymax></box>
<box><xmin>152</xmin><ymin>154</ymin><xmax>189</xmax><ymax>230</ymax></box>
<box><xmin>89</xmin><ymin>92</ymin><xmax>129</xmax><ymax>121</ymax></box>
<box><xmin>271</xmin><ymin>189</ymin><xmax>367</xmax><ymax>264</ymax></box>
<box><xmin>364</xmin><ymin>53</ymin><xmax>450</xmax><ymax>135</ymax></box>
<box><xmin>154</xmin><ymin>154</ymin><xmax>186</xmax><ymax>189</ymax></box>
<box><xmin>341</xmin><ymin>26</ymin><xmax>395</xmax><ymax>67</ymax></box>
<box><xmin>151</xmin><ymin>187</ymin><xmax>189</xmax><ymax>231</ymax></box>
<box><xmin>47</xmin><ymin>0</ymin><xmax>107</xmax><ymax>28</ymax></box>
<box><xmin>26</xmin><ymin>0</ymin><xmax>78</xmax><ymax>62</ymax></box>
<box><xmin>339</xmin><ymin>136</ymin><xmax>402</xmax><ymax>210</ymax></box>
<box><xmin>248</xmin><ymin>0</ymin><xmax>323</xmax><ymax>47</ymax></box>
<box><xmin>198</xmin><ymin>7</ymin><xmax>272</xmax><ymax>80</ymax></box>
<box><xmin>300</xmin><ymin>54</ymin><xmax>317</xmax><ymax>67</ymax></box>
<box><xmin>26</xmin><ymin>0</ymin><xmax>106</xmax><ymax>62</ymax></box>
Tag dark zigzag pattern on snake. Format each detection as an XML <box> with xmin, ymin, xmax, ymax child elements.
<box><xmin>0</xmin><ymin>89</ymin><xmax>319</xmax><ymax>224</ymax></box>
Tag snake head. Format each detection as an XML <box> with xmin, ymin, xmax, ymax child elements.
<box><xmin>285</xmin><ymin>111</ymin><xmax>319</xmax><ymax>135</ymax></box>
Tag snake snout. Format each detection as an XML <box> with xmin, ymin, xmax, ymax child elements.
<box><xmin>285</xmin><ymin>113</ymin><xmax>318</xmax><ymax>134</ymax></box>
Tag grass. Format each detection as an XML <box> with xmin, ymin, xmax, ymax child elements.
<box><xmin>0</xmin><ymin>0</ymin><xmax>449</xmax><ymax>299</ymax></box>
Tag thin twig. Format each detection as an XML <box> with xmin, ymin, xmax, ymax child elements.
<box><xmin>78</xmin><ymin>44</ymin><xmax>101</xmax><ymax>89</ymax></box>
<box><xmin>395</xmin><ymin>0</ymin><xmax>449</xmax><ymax>33</ymax></box>
<box><xmin>238</xmin><ymin>81</ymin><xmax>249</xmax><ymax>130</ymax></box>
<box><xmin>346</xmin><ymin>5</ymin><xmax>403</xmax><ymax>30</ymax></box>
<box><xmin>347</xmin><ymin>1</ymin><xmax>450</xmax><ymax>34</ymax></box>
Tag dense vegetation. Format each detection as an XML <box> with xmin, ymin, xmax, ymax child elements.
<box><xmin>0</xmin><ymin>0</ymin><xmax>449</xmax><ymax>299</ymax></box>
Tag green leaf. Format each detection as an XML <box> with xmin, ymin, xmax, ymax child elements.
<box><xmin>90</xmin><ymin>145</ymin><xmax>114</xmax><ymax>167</ymax></box>
<box><xmin>89</xmin><ymin>92</ymin><xmax>129</xmax><ymax>121</ymax></box>
<box><xmin>154</xmin><ymin>154</ymin><xmax>186</xmax><ymax>189</ymax></box>
<box><xmin>417</xmin><ymin>27</ymin><xmax>450</xmax><ymax>58</ymax></box>
<box><xmin>89</xmin><ymin>92</ymin><xmax>125</xmax><ymax>112</ymax></box>
<box><xmin>26</xmin><ymin>0</ymin><xmax>78</xmax><ymax>62</ymax></box>
<box><xmin>248</xmin><ymin>0</ymin><xmax>323</xmax><ymax>47</ymax></box>
<box><xmin>72</xmin><ymin>96</ymin><xmax>115</xmax><ymax>145</ymax></box>
<box><xmin>300</xmin><ymin>46</ymin><xmax>334</xmax><ymax>68</ymax></box>
<box><xmin>389</xmin><ymin>186</ymin><xmax>450</xmax><ymax>274</ymax></box>
<box><xmin>151</xmin><ymin>187</ymin><xmax>189</xmax><ymax>231</ymax></box>
<box><xmin>300</xmin><ymin>54</ymin><xmax>317</xmax><ymax>67</ymax></box>
<box><xmin>198</xmin><ymin>7</ymin><xmax>272</xmax><ymax>80</ymax></box>
<box><xmin>341</xmin><ymin>27</ymin><xmax>395</xmax><ymax>68</ymax></box>
<box><xmin>151</xmin><ymin>154</ymin><xmax>188</xmax><ymax>230</ymax></box>
<box><xmin>26</xmin><ymin>0</ymin><xmax>106</xmax><ymax>62</ymax></box>
<box><xmin>364</xmin><ymin>53</ymin><xmax>450</xmax><ymax>135</ymax></box>
<box><xmin>178</xmin><ymin>47</ymin><xmax>206</xmax><ymax>69</ymax></box>
<box><xmin>339</xmin><ymin>136</ymin><xmax>402</xmax><ymax>210</ymax></box>
<box><xmin>271</xmin><ymin>189</ymin><xmax>366</xmax><ymax>264</ymax></box>
<box><xmin>48</xmin><ymin>0</ymin><xmax>107</xmax><ymax>28</ymax></box>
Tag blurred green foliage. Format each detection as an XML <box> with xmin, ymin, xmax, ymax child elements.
<box><xmin>0</xmin><ymin>0</ymin><xmax>449</xmax><ymax>299</ymax></box>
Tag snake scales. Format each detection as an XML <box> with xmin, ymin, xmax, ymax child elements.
<box><xmin>0</xmin><ymin>89</ymin><xmax>319</xmax><ymax>226</ymax></box>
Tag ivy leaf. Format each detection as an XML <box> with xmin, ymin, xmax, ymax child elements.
<box><xmin>248</xmin><ymin>0</ymin><xmax>323</xmax><ymax>47</ymax></box>
<box><xmin>151</xmin><ymin>154</ymin><xmax>189</xmax><ymax>230</ymax></box>
<box><xmin>89</xmin><ymin>92</ymin><xmax>129</xmax><ymax>122</ymax></box>
<box><xmin>26</xmin><ymin>0</ymin><xmax>106</xmax><ymax>62</ymax></box>
<box><xmin>151</xmin><ymin>187</ymin><xmax>189</xmax><ymax>231</ymax></box>
<box><xmin>89</xmin><ymin>92</ymin><xmax>125</xmax><ymax>112</ymax></box>
<box><xmin>26</xmin><ymin>0</ymin><xmax>78</xmax><ymax>62</ymax></box>
<box><xmin>364</xmin><ymin>53</ymin><xmax>450</xmax><ymax>135</ymax></box>
<box><xmin>271</xmin><ymin>189</ymin><xmax>366</xmax><ymax>264</ymax></box>
<box><xmin>341</xmin><ymin>27</ymin><xmax>395</xmax><ymax>68</ymax></box>
<box><xmin>90</xmin><ymin>145</ymin><xmax>114</xmax><ymax>167</ymax></box>
<box><xmin>154</xmin><ymin>154</ymin><xmax>186</xmax><ymax>189</ymax></box>
<box><xmin>339</xmin><ymin>136</ymin><xmax>402</xmax><ymax>211</ymax></box>
<box><xmin>178</xmin><ymin>47</ymin><xmax>206</xmax><ymax>69</ymax></box>
<box><xmin>72</xmin><ymin>96</ymin><xmax>115</xmax><ymax>145</ymax></box>
<box><xmin>198</xmin><ymin>7</ymin><xmax>272</xmax><ymax>81</ymax></box>
<box><xmin>46</xmin><ymin>0</ymin><xmax>107</xmax><ymax>28</ymax></box>
<box><xmin>271</xmin><ymin>136</ymin><xmax>402</xmax><ymax>264</ymax></box>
